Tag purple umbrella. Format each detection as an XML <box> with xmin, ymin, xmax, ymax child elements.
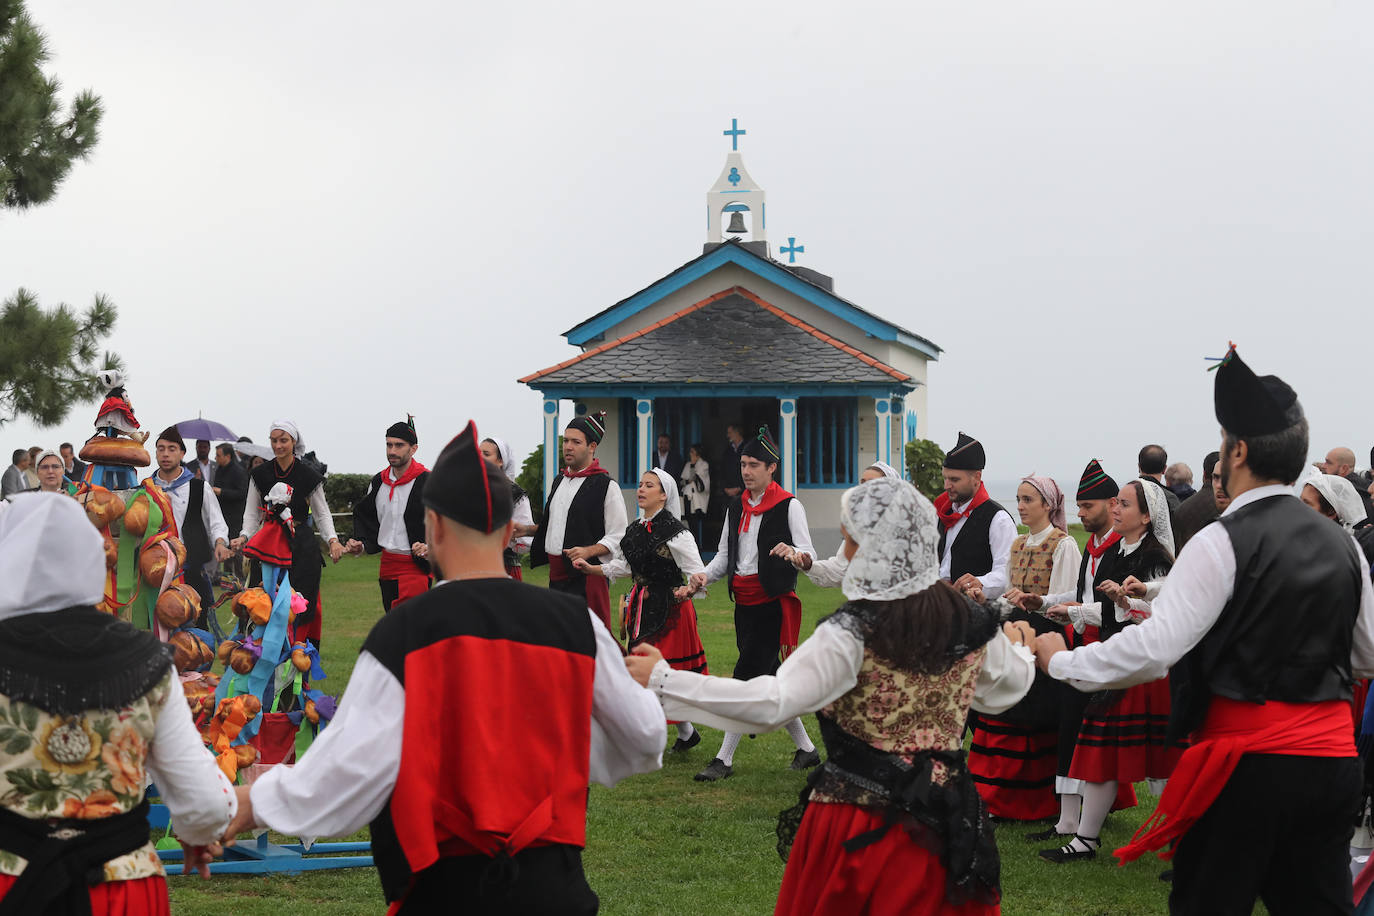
<box><xmin>174</xmin><ymin>417</ymin><xmax>237</xmax><ymax>441</ymax></box>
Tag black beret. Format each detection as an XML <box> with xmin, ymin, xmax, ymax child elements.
<box><xmin>1077</xmin><ymin>459</ymin><xmax>1118</xmax><ymax>501</ymax></box>
<box><xmin>741</xmin><ymin>427</ymin><xmax>781</xmax><ymax>464</ymax></box>
<box><xmin>943</xmin><ymin>432</ymin><xmax>985</xmax><ymax>471</ymax></box>
<box><xmin>1212</xmin><ymin>344</ymin><xmax>1303</xmax><ymax>437</ymax></box>
<box><xmin>423</xmin><ymin>421</ymin><xmax>512</xmax><ymax>533</ymax></box>
<box><xmin>567</xmin><ymin>411</ymin><xmax>606</xmax><ymax>445</ymax></box>
<box><xmin>386</xmin><ymin>416</ymin><xmax>417</xmax><ymax>445</ymax></box>
<box><xmin>156</xmin><ymin>426</ymin><xmax>186</xmax><ymax>451</ymax></box>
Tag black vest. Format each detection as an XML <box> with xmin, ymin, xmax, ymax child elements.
<box><xmin>530</xmin><ymin>473</ymin><xmax>614</xmax><ymax>567</ymax></box>
<box><xmin>1097</xmin><ymin>540</ymin><xmax>1172</xmax><ymax>641</ymax></box>
<box><xmin>938</xmin><ymin>500</ymin><xmax>1009</xmax><ymax>581</ymax></box>
<box><xmin>250</xmin><ymin>459</ymin><xmax>326</xmax><ymax>603</ymax></box>
<box><xmin>351</xmin><ymin>469</ymin><xmax>431</xmax><ymax>575</ymax></box>
<box><xmin>1169</xmin><ymin>495</ymin><xmax>1363</xmax><ymax>741</ymax></box>
<box><xmin>180</xmin><ymin>479</ymin><xmax>211</xmax><ymax>569</ymax></box>
<box><xmin>725</xmin><ymin>496</ymin><xmax>799</xmax><ymax>599</ymax></box>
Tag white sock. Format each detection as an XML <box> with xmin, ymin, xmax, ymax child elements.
<box><xmin>676</xmin><ymin>722</ymin><xmax>695</xmax><ymax>740</ymax></box>
<box><xmin>1055</xmin><ymin>794</ymin><xmax>1082</xmax><ymax>836</ymax></box>
<box><xmin>784</xmin><ymin>718</ymin><xmax>815</xmax><ymax>752</ymax></box>
<box><xmin>717</xmin><ymin>732</ymin><xmax>742</xmax><ymax>765</ymax></box>
<box><xmin>1077</xmin><ymin>780</ymin><xmax>1118</xmax><ymax>840</ymax></box>
<box><xmin>1063</xmin><ymin>835</ymin><xmax>1100</xmax><ymax>854</ymax></box>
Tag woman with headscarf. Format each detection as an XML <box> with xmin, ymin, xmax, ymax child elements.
<box><xmin>0</xmin><ymin>495</ymin><xmax>235</xmax><ymax>914</ymax></box>
<box><xmin>1038</xmin><ymin>478</ymin><xmax>1182</xmax><ymax>864</ymax></box>
<box><xmin>575</xmin><ymin>468</ymin><xmax>711</xmax><ymax>752</ymax></box>
<box><xmin>967</xmin><ymin>476</ymin><xmax>1083</xmax><ymax>823</ymax></box>
<box><xmin>626</xmin><ymin>477</ymin><xmax>1037</xmax><ymax>915</ymax></box>
<box><xmin>32</xmin><ymin>449</ymin><xmax>69</xmax><ymax>494</ymax></box>
<box><xmin>480</xmin><ymin>436</ymin><xmax>537</xmax><ymax>579</ymax></box>
<box><xmin>783</xmin><ymin>462</ymin><xmax>901</xmax><ymax>589</ymax></box>
<box><xmin>231</xmin><ymin>421</ymin><xmax>343</xmax><ymax>648</ymax></box>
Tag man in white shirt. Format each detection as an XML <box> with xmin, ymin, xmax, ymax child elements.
<box><xmin>934</xmin><ymin>432</ymin><xmax>1016</xmax><ymax>599</ymax></box>
<box><xmin>148</xmin><ymin>427</ymin><xmax>231</xmax><ymax>612</ymax></box>
<box><xmin>530</xmin><ymin>412</ymin><xmax>627</xmax><ymax>631</ymax></box>
<box><xmin>346</xmin><ymin>418</ymin><xmax>431</xmax><ymax>612</ymax></box>
<box><xmin>1035</xmin><ymin>346</ymin><xmax>1374</xmax><ymax>915</ymax></box>
<box><xmin>684</xmin><ymin>428</ymin><xmax>819</xmax><ymax>781</ymax></box>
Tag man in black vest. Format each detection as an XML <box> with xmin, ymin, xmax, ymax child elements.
<box><xmin>531</xmin><ymin>412</ymin><xmax>627</xmax><ymax>632</ymax></box>
<box><xmin>684</xmin><ymin>428</ymin><xmax>819</xmax><ymax>782</ymax></box>
<box><xmin>1036</xmin><ymin>344</ymin><xmax>1374</xmax><ymax>915</ymax></box>
<box><xmin>935</xmin><ymin>432</ymin><xmax>1016</xmax><ymax>597</ymax></box>
<box><xmin>347</xmin><ymin>418</ymin><xmax>431</xmax><ymax>612</ymax></box>
<box><xmin>148</xmin><ymin>427</ymin><xmax>231</xmax><ymax>612</ymax></box>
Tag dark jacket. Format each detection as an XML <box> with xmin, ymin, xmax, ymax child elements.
<box><xmin>652</xmin><ymin>450</ymin><xmax>684</xmax><ymax>483</ymax></box>
<box><xmin>1173</xmin><ymin>487</ymin><xmax>1219</xmax><ymax>551</ymax></box>
<box><xmin>214</xmin><ymin>459</ymin><xmax>250</xmax><ymax>538</ymax></box>
<box><xmin>718</xmin><ymin>440</ymin><xmax>744</xmax><ymax>493</ymax></box>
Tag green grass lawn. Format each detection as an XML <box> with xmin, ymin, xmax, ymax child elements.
<box><xmin>169</xmin><ymin>547</ymin><xmax>1179</xmax><ymax>915</ymax></box>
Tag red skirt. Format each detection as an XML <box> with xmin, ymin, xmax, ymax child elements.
<box><xmin>967</xmin><ymin>717</ymin><xmax>1058</xmax><ymax>821</ymax></box>
<box><xmin>629</xmin><ymin>598</ymin><xmax>708</xmax><ymax>675</ymax></box>
<box><xmin>1069</xmin><ymin>677</ymin><xmax>1182</xmax><ymax>784</ymax></box>
<box><xmin>775</xmin><ymin>801</ymin><xmax>999</xmax><ymax>916</ymax></box>
<box><xmin>0</xmin><ymin>873</ymin><xmax>169</xmax><ymax>915</ymax></box>
<box><xmin>505</xmin><ymin>564</ymin><xmax>523</xmax><ymax>581</ymax></box>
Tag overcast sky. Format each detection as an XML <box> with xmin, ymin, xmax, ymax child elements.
<box><xmin>3</xmin><ymin>1</ymin><xmax>1371</xmax><ymax>492</ymax></box>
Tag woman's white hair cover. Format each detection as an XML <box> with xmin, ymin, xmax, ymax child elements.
<box><xmin>840</xmin><ymin>477</ymin><xmax>941</xmax><ymax>602</ymax></box>
<box><xmin>0</xmin><ymin>493</ymin><xmax>105</xmax><ymax>621</ymax></box>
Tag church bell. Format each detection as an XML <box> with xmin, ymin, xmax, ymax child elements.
<box><xmin>726</xmin><ymin>211</ymin><xmax>747</xmax><ymax>235</ymax></box>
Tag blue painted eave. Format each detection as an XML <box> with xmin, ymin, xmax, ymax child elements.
<box><xmin>529</xmin><ymin>381</ymin><xmax>920</xmax><ymax>400</ymax></box>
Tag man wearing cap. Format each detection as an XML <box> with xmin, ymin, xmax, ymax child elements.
<box><xmin>1035</xmin><ymin>344</ymin><xmax>1374</xmax><ymax>914</ymax></box>
<box><xmin>531</xmin><ymin>412</ymin><xmax>627</xmax><ymax>631</ymax></box>
<box><xmin>147</xmin><ymin>427</ymin><xmax>232</xmax><ymax>611</ymax></box>
<box><xmin>346</xmin><ymin>418</ymin><xmax>431</xmax><ymax>612</ymax></box>
<box><xmin>936</xmin><ymin>432</ymin><xmax>1016</xmax><ymax>598</ymax></box>
<box><xmin>229</xmin><ymin>422</ymin><xmax>664</xmax><ymax>913</ymax></box>
<box><xmin>683</xmin><ymin>427</ymin><xmax>820</xmax><ymax>782</ymax></box>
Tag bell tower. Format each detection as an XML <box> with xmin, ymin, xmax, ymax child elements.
<box><xmin>705</xmin><ymin>118</ymin><xmax>767</xmax><ymax>248</ymax></box>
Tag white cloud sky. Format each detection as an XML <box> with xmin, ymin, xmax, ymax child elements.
<box><xmin>3</xmin><ymin>0</ymin><xmax>1371</xmax><ymax>490</ymax></box>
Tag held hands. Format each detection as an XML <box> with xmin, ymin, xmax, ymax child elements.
<box><xmin>572</xmin><ymin>557</ymin><xmax>601</xmax><ymax>576</ymax></box>
<box><xmin>1003</xmin><ymin>588</ymin><xmax>1044</xmax><ymax>612</ymax></box>
<box><xmin>673</xmin><ymin>572</ymin><xmax>708</xmax><ymax>601</ymax></box>
<box><xmin>1043</xmin><ymin>603</ymin><xmax>1074</xmax><ymax>624</ymax></box>
<box><xmin>769</xmin><ymin>542</ymin><xmax>812</xmax><ymax>571</ymax></box>
<box><xmin>564</xmin><ymin>546</ymin><xmax>597</xmax><ymax>564</ymax></box>
<box><xmin>229</xmin><ymin>536</ymin><xmax>246</xmax><ymax>553</ymax></box>
<box><xmin>222</xmin><ymin>784</ymin><xmax>255</xmax><ymax>846</ymax></box>
<box><xmin>344</xmin><ymin>539</ymin><xmax>365</xmax><ymax>556</ymax></box>
<box><xmin>1032</xmin><ymin>632</ymin><xmax>1068</xmax><ymax>673</ymax></box>
<box><xmin>624</xmin><ymin>643</ymin><xmax>664</xmax><ymax>687</ymax></box>
<box><xmin>1098</xmin><ymin>580</ymin><xmax>1131</xmax><ymax>610</ymax></box>
<box><xmin>952</xmin><ymin>574</ymin><xmax>983</xmax><ymax>597</ymax></box>
<box><xmin>214</xmin><ymin>541</ymin><xmax>232</xmax><ymax>563</ymax></box>
<box><xmin>328</xmin><ymin>539</ymin><xmax>344</xmax><ymax>564</ymax></box>
<box><xmin>410</xmin><ymin>541</ymin><xmax>428</xmax><ymax>559</ymax></box>
<box><xmin>1120</xmin><ymin>576</ymin><xmax>1147</xmax><ymax>599</ymax></box>
<box><xmin>179</xmin><ymin>840</ymin><xmax>222</xmax><ymax>879</ymax></box>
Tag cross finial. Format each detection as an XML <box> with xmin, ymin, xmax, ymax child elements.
<box><xmin>723</xmin><ymin>118</ymin><xmax>746</xmax><ymax>151</ymax></box>
<box><xmin>780</xmin><ymin>237</ymin><xmax>804</xmax><ymax>263</ymax></box>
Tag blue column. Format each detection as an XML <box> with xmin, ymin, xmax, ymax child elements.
<box><xmin>874</xmin><ymin>397</ymin><xmax>892</xmax><ymax>470</ymax></box>
<box><xmin>635</xmin><ymin>398</ymin><xmax>654</xmax><ymax>490</ymax></box>
<box><xmin>779</xmin><ymin>397</ymin><xmax>797</xmax><ymax>493</ymax></box>
<box><xmin>541</xmin><ymin>398</ymin><xmax>560</xmax><ymax>502</ymax></box>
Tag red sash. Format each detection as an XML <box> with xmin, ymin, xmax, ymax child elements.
<box><xmin>548</xmin><ymin>555</ymin><xmax>612</xmax><ymax>632</ymax></box>
<box><xmin>1115</xmin><ymin>697</ymin><xmax>1355</xmax><ymax>864</ymax></box>
<box><xmin>380</xmin><ymin>552</ymin><xmax>430</xmax><ymax>609</ymax></box>
<box><xmin>731</xmin><ymin>574</ymin><xmax>802</xmax><ymax>659</ymax></box>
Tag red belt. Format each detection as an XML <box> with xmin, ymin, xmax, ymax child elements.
<box><xmin>731</xmin><ymin>574</ymin><xmax>802</xmax><ymax>659</ymax></box>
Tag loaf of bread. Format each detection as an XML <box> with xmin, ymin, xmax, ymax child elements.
<box><xmin>79</xmin><ymin>436</ymin><xmax>150</xmax><ymax>468</ymax></box>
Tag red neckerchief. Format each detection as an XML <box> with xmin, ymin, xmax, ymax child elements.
<box><xmin>563</xmin><ymin>460</ymin><xmax>608</xmax><ymax>479</ymax></box>
<box><xmin>381</xmin><ymin>460</ymin><xmax>427</xmax><ymax>501</ymax></box>
<box><xmin>739</xmin><ymin>481</ymin><xmax>792</xmax><ymax>533</ymax></box>
<box><xmin>1084</xmin><ymin>530</ymin><xmax>1121</xmax><ymax>574</ymax></box>
<box><xmin>933</xmin><ymin>483</ymin><xmax>990</xmax><ymax>530</ymax></box>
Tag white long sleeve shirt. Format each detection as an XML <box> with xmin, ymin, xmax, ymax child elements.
<box><xmin>648</xmin><ymin>622</ymin><xmax>1036</xmax><ymax>734</ymax></box>
<box><xmin>1049</xmin><ymin>486</ymin><xmax>1374</xmax><ymax>692</ymax></box>
<box><xmin>600</xmin><ymin>524</ymin><xmax>706</xmax><ymax>582</ymax></box>
<box><xmin>250</xmin><ymin>607</ymin><xmax>663</xmax><ymax>840</ymax></box>
<box><xmin>939</xmin><ymin>502</ymin><xmax>1017</xmax><ymax>597</ymax></box>
<box><xmin>375</xmin><ymin>479</ymin><xmax>417</xmax><ymax>554</ymax></box>
<box><xmin>804</xmin><ymin>541</ymin><xmax>850</xmax><ymax>589</ymax></box>
<box><xmin>703</xmin><ymin>493</ymin><xmax>815</xmax><ymax>584</ymax></box>
<box><xmin>542</xmin><ymin>476</ymin><xmax>628</xmax><ymax>556</ymax></box>
<box><xmin>240</xmin><ymin>478</ymin><xmax>339</xmax><ymax>544</ymax></box>
<box><xmin>152</xmin><ymin>473</ymin><xmax>229</xmax><ymax>547</ymax></box>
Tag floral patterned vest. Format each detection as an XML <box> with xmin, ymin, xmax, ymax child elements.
<box><xmin>0</xmin><ymin>672</ymin><xmax>172</xmax><ymax>882</ymax></box>
<box><xmin>1008</xmin><ymin>528</ymin><xmax>1068</xmax><ymax>597</ymax></box>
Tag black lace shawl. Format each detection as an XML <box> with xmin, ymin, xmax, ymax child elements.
<box><xmin>0</xmin><ymin>607</ymin><xmax>172</xmax><ymax>716</ymax></box>
<box><xmin>618</xmin><ymin>510</ymin><xmax>689</xmax><ymax>645</ymax></box>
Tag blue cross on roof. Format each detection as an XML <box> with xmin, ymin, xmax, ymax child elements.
<box><xmin>780</xmin><ymin>237</ymin><xmax>804</xmax><ymax>263</ymax></box>
<box><xmin>723</xmin><ymin>118</ymin><xmax>746</xmax><ymax>151</ymax></box>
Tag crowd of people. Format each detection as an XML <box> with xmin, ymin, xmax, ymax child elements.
<box><xmin>1</xmin><ymin>344</ymin><xmax>1373</xmax><ymax>915</ymax></box>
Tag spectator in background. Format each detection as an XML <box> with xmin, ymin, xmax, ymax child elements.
<box><xmin>719</xmin><ymin>423</ymin><xmax>745</xmax><ymax>501</ymax></box>
<box><xmin>653</xmin><ymin>433</ymin><xmax>684</xmax><ymax>482</ymax></box>
<box><xmin>1</xmin><ymin>449</ymin><xmax>29</xmax><ymax>497</ymax></box>
<box><xmin>1137</xmin><ymin>443</ymin><xmax>1181</xmax><ymax>515</ymax></box>
<box><xmin>681</xmin><ymin>443</ymin><xmax>710</xmax><ymax>547</ymax></box>
<box><xmin>23</xmin><ymin>447</ymin><xmax>41</xmax><ymax>490</ymax></box>
<box><xmin>33</xmin><ymin>450</ymin><xmax>66</xmax><ymax>493</ymax></box>
<box><xmin>1174</xmin><ymin>451</ymin><xmax>1221</xmax><ymax>550</ymax></box>
<box><xmin>1165</xmin><ymin>462</ymin><xmax>1195</xmax><ymax>501</ymax></box>
<box><xmin>59</xmin><ymin>442</ymin><xmax>86</xmax><ymax>483</ymax></box>
<box><xmin>213</xmin><ymin>443</ymin><xmax>249</xmax><ymax>578</ymax></box>
<box><xmin>187</xmin><ymin>439</ymin><xmax>215</xmax><ymax>484</ymax></box>
<box><xmin>1317</xmin><ymin>445</ymin><xmax>1374</xmax><ymax>522</ymax></box>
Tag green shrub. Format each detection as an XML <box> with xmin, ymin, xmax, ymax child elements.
<box><xmin>904</xmin><ymin>438</ymin><xmax>946</xmax><ymax>500</ymax></box>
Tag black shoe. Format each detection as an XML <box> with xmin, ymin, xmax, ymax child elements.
<box><xmin>670</xmin><ymin>731</ymin><xmax>702</xmax><ymax>753</ymax></box>
<box><xmin>790</xmin><ymin>748</ymin><xmax>821</xmax><ymax>770</ymax></box>
<box><xmin>1158</xmin><ymin>869</ymin><xmax>1174</xmax><ymax>882</ymax></box>
<box><xmin>694</xmin><ymin>758</ymin><xmax>733</xmax><ymax>782</ymax></box>
<box><xmin>1038</xmin><ymin>836</ymin><xmax>1099</xmax><ymax>864</ymax></box>
<box><xmin>1025</xmin><ymin>827</ymin><xmax>1073</xmax><ymax>842</ymax></box>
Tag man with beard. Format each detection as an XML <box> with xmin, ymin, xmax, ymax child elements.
<box><xmin>347</xmin><ymin>418</ymin><xmax>431</xmax><ymax>612</ymax></box>
<box><xmin>1036</xmin><ymin>344</ymin><xmax>1374</xmax><ymax>915</ymax></box>
<box><xmin>937</xmin><ymin>432</ymin><xmax>1016</xmax><ymax>599</ymax></box>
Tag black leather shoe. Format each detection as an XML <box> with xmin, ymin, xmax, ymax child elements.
<box><xmin>1038</xmin><ymin>836</ymin><xmax>1099</xmax><ymax>864</ymax></box>
<box><xmin>1025</xmin><ymin>827</ymin><xmax>1072</xmax><ymax>842</ymax></box>
<box><xmin>790</xmin><ymin>748</ymin><xmax>821</xmax><ymax>770</ymax></box>
<box><xmin>670</xmin><ymin>731</ymin><xmax>702</xmax><ymax>753</ymax></box>
<box><xmin>694</xmin><ymin>758</ymin><xmax>733</xmax><ymax>782</ymax></box>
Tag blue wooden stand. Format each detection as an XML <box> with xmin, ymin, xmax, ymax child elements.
<box><xmin>151</xmin><ymin>801</ymin><xmax>374</xmax><ymax>875</ymax></box>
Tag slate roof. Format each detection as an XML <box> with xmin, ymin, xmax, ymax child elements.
<box><xmin>521</xmin><ymin>286</ymin><xmax>912</xmax><ymax>388</ymax></box>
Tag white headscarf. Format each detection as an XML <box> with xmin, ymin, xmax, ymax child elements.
<box><xmin>1305</xmin><ymin>471</ymin><xmax>1368</xmax><ymax>530</ymax></box>
<box><xmin>647</xmin><ymin>467</ymin><xmax>682</xmax><ymax>518</ymax></box>
<box><xmin>484</xmin><ymin>436</ymin><xmax>518</xmax><ymax>482</ymax></box>
<box><xmin>841</xmin><ymin>477</ymin><xmax>940</xmax><ymax>602</ymax></box>
<box><xmin>1133</xmin><ymin>479</ymin><xmax>1175</xmax><ymax>557</ymax></box>
<box><xmin>0</xmin><ymin>493</ymin><xmax>105</xmax><ymax>620</ymax></box>
<box><xmin>269</xmin><ymin>419</ymin><xmax>304</xmax><ymax>457</ymax></box>
<box><xmin>865</xmin><ymin>461</ymin><xmax>901</xmax><ymax>480</ymax></box>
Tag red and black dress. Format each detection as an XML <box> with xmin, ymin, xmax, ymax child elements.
<box><xmin>602</xmin><ymin>510</ymin><xmax>708</xmax><ymax>674</ymax></box>
<box><xmin>247</xmin><ymin>459</ymin><xmax>329</xmax><ymax>646</ymax></box>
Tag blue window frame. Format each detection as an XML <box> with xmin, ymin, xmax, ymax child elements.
<box><xmin>653</xmin><ymin>399</ymin><xmax>702</xmax><ymax>463</ymax></box>
<box><xmin>796</xmin><ymin>398</ymin><xmax>857</xmax><ymax>487</ymax></box>
<box><xmin>618</xmin><ymin>399</ymin><xmax>638</xmax><ymax>486</ymax></box>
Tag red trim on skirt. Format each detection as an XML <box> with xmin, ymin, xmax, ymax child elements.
<box><xmin>1069</xmin><ymin>678</ymin><xmax>1182</xmax><ymax>785</ymax></box>
<box><xmin>379</xmin><ymin>551</ymin><xmax>430</xmax><ymax>609</ymax></box>
<box><xmin>967</xmin><ymin>717</ymin><xmax>1058</xmax><ymax>821</ymax></box>
<box><xmin>628</xmin><ymin>597</ymin><xmax>708</xmax><ymax>675</ymax></box>
<box><xmin>0</xmin><ymin>873</ymin><xmax>169</xmax><ymax>915</ymax></box>
<box><xmin>775</xmin><ymin>801</ymin><xmax>999</xmax><ymax>916</ymax></box>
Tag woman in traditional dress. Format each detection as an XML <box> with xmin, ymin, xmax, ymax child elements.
<box><xmin>479</xmin><ymin>436</ymin><xmax>537</xmax><ymax>579</ymax></box>
<box><xmin>1038</xmin><ymin>479</ymin><xmax>1181</xmax><ymax>863</ymax></box>
<box><xmin>626</xmin><ymin>477</ymin><xmax>1037</xmax><ymax>915</ymax></box>
<box><xmin>680</xmin><ymin>444</ymin><xmax>711</xmax><ymax>548</ymax></box>
<box><xmin>576</xmin><ymin>468</ymin><xmax>710</xmax><ymax>752</ymax></box>
<box><xmin>0</xmin><ymin>495</ymin><xmax>234</xmax><ymax>914</ymax></box>
<box><xmin>790</xmin><ymin>462</ymin><xmax>900</xmax><ymax>588</ymax></box>
<box><xmin>230</xmin><ymin>420</ymin><xmax>343</xmax><ymax>648</ymax></box>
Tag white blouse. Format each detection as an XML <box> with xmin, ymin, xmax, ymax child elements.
<box><xmin>647</xmin><ymin>621</ymin><xmax>1036</xmax><ymax>735</ymax></box>
<box><xmin>240</xmin><ymin>478</ymin><xmax>339</xmax><ymax>543</ymax></box>
<box><xmin>600</xmin><ymin>524</ymin><xmax>706</xmax><ymax>582</ymax></box>
<box><xmin>1019</xmin><ymin>525</ymin><xmax>1082</xmax><ymax>599</ymax></box>
<box><xmin>804</xmin><ymin>541</ymin><xmax>850</xmax><ymax>589</ymax></box>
